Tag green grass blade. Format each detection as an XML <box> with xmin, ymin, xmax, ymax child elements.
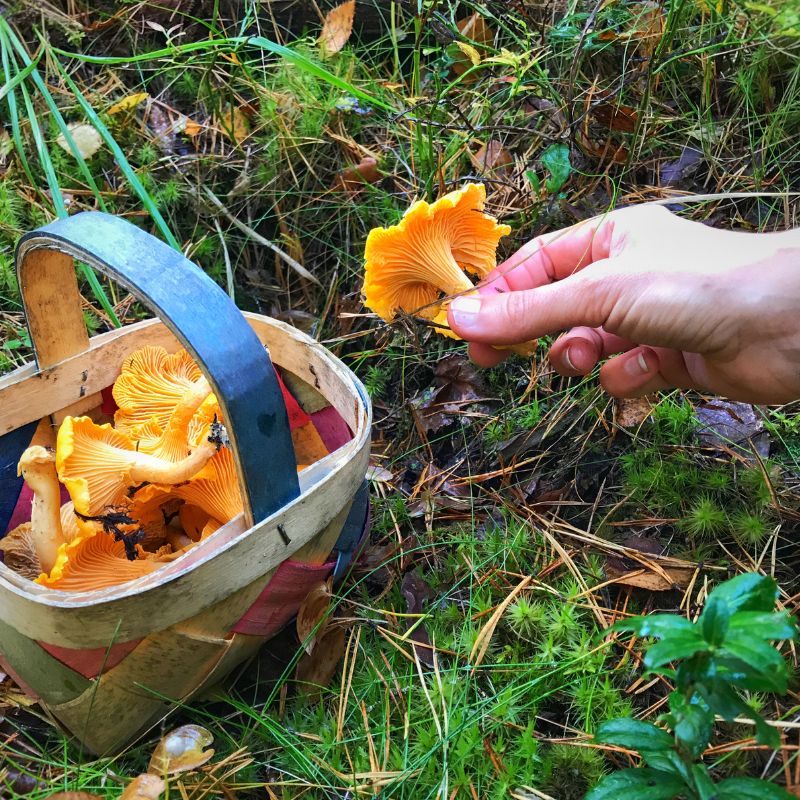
<box><xmin>53</xmin><ymin>35</ymin><xmax>395</xmax><ymax>113</ymax></box>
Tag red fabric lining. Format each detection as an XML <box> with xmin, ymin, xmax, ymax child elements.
<box><xmin>231</xmin><ymin>559</ymin><xmax>335</xmax><ymax>637</ymax></box>
<box><xmin>38</xmin><ymin>639</ymin><xmax>143</xmax><ymax>680</ymax></box>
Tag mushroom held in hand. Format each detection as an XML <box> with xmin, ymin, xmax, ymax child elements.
<box><xmin>362</xmin><ymin>183</ymin><xmax>535</xmax><ymax>356</ymax></box>
<box><xmin>1</xmin><ymin>447</ymin><xmax>67</xmax><ymax>575</ymax></box>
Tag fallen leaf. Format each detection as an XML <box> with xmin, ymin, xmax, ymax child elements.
<box><xmin>8</xmin><ymin>771</ymin><xmax>46</xmax><ymax>796</ymax></box>
<box><xmin>631</xmin><ymin>2</ymin><xmax>664</xmax><ymax>60</ymax></box>
<box><xmin>660</xmin><ymin>145</ymin><xmax>704</xmax><ymax>186</ymax></box>
<box><xmin>401</xmin><ymin>569</ymin><xmax>435</xmax><ymax>667</ymax></box>
<box><xmin>452</xmin><ymin>13</ymin><xmax>494</xmax><ymax>78</ymax></box>
<box><xmin>470</xmin><ymin>140</ymin><xmax>513</xmax><ymax>176</ymax></box>
<box><xmin>295</xmin><ymin>625</ymin><xmax>347</xmax><ymax>702</ymax></box>
<box><xmin>146</xmin><ymin>104</ymin><xmax>175</xmax><ymax>154</ymax></box>
<box><xmin>319</xmin><ymin>0</ymin><xmax>355</xmax><ymax>56</ymax></box>
<box><xmin>614</xmin><ymin>396</ymin><xmax>655</xmax><ymax>428</ymax></box>
<box><xmin>44</xmin><ymin>794</ymin><xmax>99</xmax><ymax>800</ymax></box>
<box><xmin>108</xmin><ymin>93</ymin><xmax>149</xmax><ymax>115</ymax></box>
<box><xmin>56</xmin><ymin>123</ymin><xmax>102</xmax><ymax>160</ymax></box>
<box><xmin>334</xmin><ymin>155</ymin><xmax>380</xmax><ymax>193</ymax></box>
<box><xmin>411</xmin><ymin>355</ymin><xmax>489</xmax><ymax>434</ymax></box>
<box><xmin>605</xmin><ymin>536</ymin><xmax>696</xmax><ymax>591</ymax></box>
<box><xmin>592</xmin><ymin>102</ymin><xmax>638</xmax><ymax>133</ymax></box>
<box><xmin>366</xmin><ymin>464</ymin><xmax>394</xmax><ymax>483</ymax></box>
<box><xmin>216</xmin><ymin>105</ymin><xmax>250</xmax><ymax>145</ymax></box>
<box><xmin>454</xmin><ymin>40</ymin><xmax>482</xmax><ymax>66</ymax></box>
<box><xmin>296</xmin><ymin>580</ymin><xmax>333</xmax><ymax>654</ymax></box>
<box><xmin>148</xmin><ymin>725</ymin><xmax>214</xmax><ymax>776</ymax></box>
<box><xmin>120</xmin><ymin>775</ymin><xmax>166</xmax><ymax>800</ymax></box>
<box><xmin>696</xmin><ymin>400</ymin><xmax>770</xmax><ymax>458</ymax></box>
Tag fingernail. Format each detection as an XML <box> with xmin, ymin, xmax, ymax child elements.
<box><xmin>449</xmin><ymin>296</ymin><xmax>482</xmax><ymax>330</ymax></box>
<box><xmin>624</xmin><ymin>350</ymin><xmax>650</xmax><ymax>377</ymax></box>
<box><xmin>564</xmin><ymin>347</ymin><xmax>577</xmax><ymax>372</ymax></box>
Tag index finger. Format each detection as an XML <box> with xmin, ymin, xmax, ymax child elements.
<box><xmin>481</xmin><ymin>214</ymin><xmax>615</xmax><ymax>294</ymax></box>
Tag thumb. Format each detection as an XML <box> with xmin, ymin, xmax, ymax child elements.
<box><xmin>448</xmin><ymin>261</ymin><xmax>616</xmax><ymax>344</ymax></box>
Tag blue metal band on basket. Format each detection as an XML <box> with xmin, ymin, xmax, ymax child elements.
<box><xmin>16</xmin><ymin>212</ymin><xmax>300</xmax><ymax>525</ymax></box>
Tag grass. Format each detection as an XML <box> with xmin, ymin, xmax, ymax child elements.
<box><xmin>0</xmin><ymin>0</ymin><xmax>799</xmax><ymax>797</ymax></box>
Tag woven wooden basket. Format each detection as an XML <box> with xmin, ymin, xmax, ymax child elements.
<box><xmin>0</xmin><ymin>212</ymin><xmax>371</xmax><ymax>755</ymax></box>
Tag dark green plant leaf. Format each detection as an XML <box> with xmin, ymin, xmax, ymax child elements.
<box><xmin>714</xmin><ymin>777</ymin><xmax>795</xmax><ymax>799</ymax></box>
<box><xmin>594</xmin><ymin>718</ymin><xmax>674</xmax><ymax>752</ymax></box>
<box><xmin>585</xmin><ymin>768</ymin><xmax>685</xmax><ymax>800</ymax></box>
<box><xmin>700</xmin><ymin>596</ymin><xmax>730</xmax><ymax>646</ymax></box>
<box><xmin>690</xmin><ymin>762</ymin><xmax>716</xmax><ymax>800</ymax></box>
<box><xmin>540</xmin><ymin>143</ymin><xmax>572</xmax><ymax>192</ymax></box>
<box><xmin>614</xmin><ymin>614</ymin><xmax>695</xmax><ymax>639</ymax></box>
<box><xmin>644</xmin><ymin>632</ymin><xmax>708</xmax><ymax>670</ymax></box>
<box><xmin>728</xmin><ymin>611</ymin><xmax>797</xmax><ymax>641</ymax></box>
<box><xmin>668</xmin><ymin>692</ymin><xmax>713</xmax><ymax>759</ymax></box>
<box><xmin>707</xmin><ymin>573</ymin><xmax>777</xmax><ymax>614</ymax></box>
<box><xmin>719</xmin><ymin>637</ymin><xmax>787</xmax><ymax>693</ymax></box>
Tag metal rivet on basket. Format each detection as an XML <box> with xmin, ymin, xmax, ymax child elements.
<box><xmin>277</xmin><ymin>523</ymin><xmax>291</xmax><ymax>545</ymax></box>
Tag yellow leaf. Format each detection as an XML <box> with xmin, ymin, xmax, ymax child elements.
<box><xmin>108</xmin><ymin>92</ymin><xmax>149</xmax><ymax>115</ymax></box>
<box><xmin>455</xmin><ymin>41</ymin><xmax>481</xmax><ymax>66</ymax></box>
<box><xmin>216</xmin><ymin>105</ymin><xmax>250</xmax><ymax>145</ymax></box>
<box><xmin>319</xmin><ymin>0</ymin><xmax>355</xmax><ymax>56</ymax></box>
<box><xmin>56</xmin><ymin>123</ymin><xmax>103</xmax><ymax>160</ymax></box>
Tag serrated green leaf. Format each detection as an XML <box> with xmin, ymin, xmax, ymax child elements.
<box><xmin>729</xmin><ymin>611</ymin><xmax>797</xmax><ymax>641</ymax></box>
<box><xmin>715</xmin><ymin>777</ymin><xmax>795</xmax><ymax>799</ymax></box>
<box><xmin>585</xmin><ymin>768</ymin><xmax>685</xmax><ymax>800</ymax></box>
<box><xmin>700</xmin><ymin>596</ymin><xmax>730</xmax><ymax>645</ymax></box>
<box><xmin>644</xmin><ymin>632</ymin><xmax>708</xmax><ymax>670</ymax></box>
<box><xmin>594</xmin><ymin>718</ymin><xmax>674</xmax><ymax>752</ymax></box>
<box><xmin>708</xmin><ymin>573</ymin><xmax>777</xmax><ymax>613</ymax></box>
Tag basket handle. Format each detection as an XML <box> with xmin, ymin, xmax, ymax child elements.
<box><xmin>16</xmin><ymin>211</ymin><xmax>300</xmax><ymax>526</ymax></box>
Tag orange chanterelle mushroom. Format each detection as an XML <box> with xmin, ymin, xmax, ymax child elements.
<box><xmin>363</xmin><ymin>182</ymin><xmax>535</xmax><ymax>356</ymax></box>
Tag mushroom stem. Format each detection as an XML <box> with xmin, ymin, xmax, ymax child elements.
<box><xmin>128</xmin><ymin>438</ymin><xmax>219</xmax><ymax>485</ymax></box>
<box><xmin>17</xmin><ymin>446</ymin><xmax>66</xmax><ymax>573</ymax></box>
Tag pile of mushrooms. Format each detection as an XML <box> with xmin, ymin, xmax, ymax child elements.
<box><xmin>0</xmin><ymin>345</ymin><xmax>316</xmax><ymax>592</ymax></box>
<box><xmin>362</xmin><ymin>182</ymin><xmax>536</xmax><ymax>356</ymax></box>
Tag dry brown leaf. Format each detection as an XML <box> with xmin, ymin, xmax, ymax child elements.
<box><xmin>42</xmin><ymin>794</ymin><xmax>99</xmax><ymax>800</ymax></box>
<box><xmin>56</xmin><ymin>123</ymin><xmax>102</xmax><ymax>160</ymax></box>
<box><xmin>296</xmin><ymin>580</ymin><xmax>333</xmax><ymax>654</ymax></box>
<box><xmin>120</xmin><ymin>775</ymin><xmax>166</xmax><ymax>800</ymax></box>
<box><xmin>614</xmin><ymin>396</ymin><xmax>655</xmax><ymax>428</ymax></box>
<box><xmin>148</xmin><ymin>725</ymin><xmax>214</xmax><ymax>776</ymax></box>
<box><xmin>592</xmin><ymin>102</ymin><xmax>638</xmax><ymax>133</ymax></box>
<box><xmin>605</xmin><ymin>536</ymin><xmax>696</xmax><ymax>591</ymax></box>
<box><xmin>604</xmin><ymin>563</ymin><xmax>696</xmax><ymax>591</ymax></box>
<box><xmin>470</xmin><ymin>140</ymin><xmax>513</xmax><ymax>176</ymax></box>
<box><xmin>334</xmin><ymin>155</ymin><xmax>380</xmax><ymax>193</ymax></box>
<box><xmin>295</xmin><ymin>625</ymin><xmax>347</xmax><ymax>702</ymax></box>
<box><xmin>319</xmin><ymin>0</ymin><xmax>355</xmax><ymax>56</ymax></box>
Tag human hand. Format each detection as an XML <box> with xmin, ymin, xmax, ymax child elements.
<box><xmin>447</xmin><ymin>205</ymin><xmax>800</xmax><ymax>404</ymax></box>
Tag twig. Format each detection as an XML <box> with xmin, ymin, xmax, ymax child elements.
<box><xmin>199</xmin><ymin>185</ymin><xmax>321</xmax><ymax>286</ymax></box>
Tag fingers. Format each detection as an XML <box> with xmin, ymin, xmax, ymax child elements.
<box><xmin>468</xmin><ymin>342</ymin><xmax>510</xmax><ymax>368</ymax></box>
<box><xmin>549</xmin><ymin>327</ymin><xmax>635</xmax><ymax>375</ymax></box>
<box><xmin>448</xmin><ymin>260</ymin><xmax>615</xmax><ymax>344</ymax></box>
<box><xmin>599</xmin><ymin>346</ymin><xmax>703</xmax><ymax>397</ymax></box>
<box><xmin>478</xmin><ymin>214</ymin><xmax>616</xmax><ymax>296</ymax></box>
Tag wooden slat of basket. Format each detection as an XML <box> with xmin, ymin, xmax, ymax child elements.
<box><xmin>292</xmin><ymin>499</ymin><xmax>351</xmax><ymax>565</ymax></box>
<box><xmin>0</xmin><ymin>615</ymin><xmax>91</xmax><ymax>703</ymax></box>
<box><xmin>0</xmin><ymin>315</ymin><xmax>362</xmax><ymax>435</ymax></box>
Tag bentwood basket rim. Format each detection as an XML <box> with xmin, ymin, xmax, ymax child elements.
<box><xmin>0</xmin><ymin>312</ymin><xmax>371</xmax><ymax>648</ymax></box>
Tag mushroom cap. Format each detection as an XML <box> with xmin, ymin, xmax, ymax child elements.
<box><xmin>37</xmin><ymin>531</ymin><xmax>158</xmax><ymax>591</ymax></box>
<box><xmin>113</xmin><ymin>346</ymin><xmax>204</xmax><ymax>434</ymax></box>
<box><xmin>56</xmin><ymin>416</ymin><xmax>137</xmax><ymax>516</ymax></box>
<box><xmin>170</xmin><ymin>447</ymin><xmax>243</xmax><ymax>525</ymax></box>
<box><xmin>363</xmin><ymin>183</ymin><xmax>511</xmax><ymax>322</ymax></box>
<box><xmin>0</xmin><ymin>524</ymin><xmax>41</xmax><ymax>580</ymax></box>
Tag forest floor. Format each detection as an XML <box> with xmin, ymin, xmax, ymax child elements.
<box><xmin>1</xmin><ymin>1</ymin><xmax>800</xmax><ymax>798</ymax></box>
